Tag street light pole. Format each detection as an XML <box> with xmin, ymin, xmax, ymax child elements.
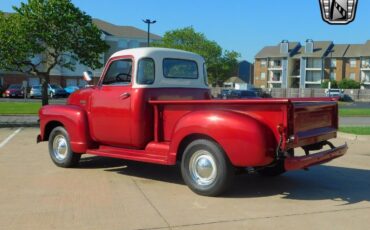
<box><xmin>142</xmin><ymin>19</ymin><xmax>156</xmax><ymax>47</ymax></box>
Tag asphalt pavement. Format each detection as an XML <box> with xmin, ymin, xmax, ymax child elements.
<box><xmin>0</xmin><ymin>128</ymin><xmax>369</xmax><ymax>230</ymax></box>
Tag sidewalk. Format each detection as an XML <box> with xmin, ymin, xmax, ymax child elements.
<box><xmin>0</xmin><ymin>115</ymin><xmax>39</xmax><ymax>127</ymax></box>
<box><xmin>339</xmin><ymin>117</ymin><xmax>370</xmax><ymax>126</ymax></box>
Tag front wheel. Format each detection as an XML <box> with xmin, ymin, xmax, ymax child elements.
<box><xmin>181</xmin><ymin>139</ymin><xmax>234</xmax><ymax>196</ymax></box>
<box><xmin>48</xmin><ymin>126</ymin><xmax>81</xmax><ymax>168</ymax></box>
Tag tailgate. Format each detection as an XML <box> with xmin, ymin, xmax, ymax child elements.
<box><xmin>288</xmin><ymin>101</ymin><xmax>338</xmax><ymax>148</ymax></box>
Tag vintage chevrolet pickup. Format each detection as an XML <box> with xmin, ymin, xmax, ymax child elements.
<box><xmin>38</xmin><ymin>48</ymin><xmax>347</xmax><ymax>196</ymax></box>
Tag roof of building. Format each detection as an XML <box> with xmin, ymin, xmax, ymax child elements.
<box><xmin>297</xmin><ymin>41</ymin><xmax>333</xmax><ymax>58</ymax></box>
<box><xmin>1</xmin><ymin>12</ymin><xmax>162</xmax><ymax>40</ymax></box>
<box><xmin>93</xmin><ymin>19</ymin><xmax>161</xmax><ymax>39</ymax></box>
<box><xmin>327</xmin><ymin>44</ymin><xmax>350</xmax><ymax>58</ymax></box>
<box><xmin>344</xmin><ymin>43</ymin><xmax>370</xmax><ymax>57</ymax></box>
<box><xmin>224</xmin><ymin>76</ymin><xmax>246</xmax><ymax>84</ymax></box>
<box><xmin>255</xmin><ymin>42</ymin><xmax>299</xmax><ymax>58</ymax></box>
<box><xmin>343</xmin><ymin>44</ymin><xmax>363</xmax><ymax>57</ymax></box>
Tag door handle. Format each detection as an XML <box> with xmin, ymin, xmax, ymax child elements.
<box><xmin>120</xmin><ymin>92</ymin><xmax>130</xmax><ymax>99</ymax></box>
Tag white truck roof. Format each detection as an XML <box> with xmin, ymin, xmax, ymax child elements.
<box><xmin>109</xmin><ymin>47</ymin><xmax>208</xmax><ymax>89</ymax></box>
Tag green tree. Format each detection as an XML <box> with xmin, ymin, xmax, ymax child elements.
<box><xmin>0</xmin><ymin>0</ymin><xmax>109</xmax><ymax>105</ymax></box>
<box><xmin>152</xmin><ymin>27</ymin><xmax>240</xmax><ymax>85</ymax></box>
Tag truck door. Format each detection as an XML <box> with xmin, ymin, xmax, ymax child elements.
<box><xmin>90</xmin><ymin>57</ymin><xmax>133</xmax><ymax>147</ymax></box>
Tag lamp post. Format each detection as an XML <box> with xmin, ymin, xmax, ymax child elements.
<box><xmin>142</xmin><ymin>19</ymin><xmax>156</xmax><ymax>47</ymax></box>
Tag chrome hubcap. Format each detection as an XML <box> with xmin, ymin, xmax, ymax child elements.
<box><xmin>52</xmin><ymin>134</ymin><xmax>68</xmax><ymax>161</ymax></box>
<box><xmin>189</xmin><ymin>150</ymin><xmax>217</xmax><ymax>186</ymax></box>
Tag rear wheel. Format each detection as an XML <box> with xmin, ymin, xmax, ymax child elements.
<box><xmin>181</xmin><ymin>139</ymin><xmax>234</xmax><ymax>196</ymax></box>
<box><xmin>48</xmin><ymin>126</ymin><xmax>81</xmax><ymax>168</ymax></box>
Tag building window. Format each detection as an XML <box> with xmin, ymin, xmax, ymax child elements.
<box><xmin>350</xmin><ymin>59</ymin><xmax>356</xmax><ymax>68</ymax></box>
<box><xmin>269</xmin><ymin>59</ymin><xmax>281</xmax><ymax>68</ymax></box>
<box><xmin>330</xmin><ymin>72</ymin><xmax>336</xmax><ymax>80</ymax></box>
<box><xmin>362</xmin><ymin>59</ymin><xmax>370</xmax><ymax>68</ymax></box>
<box><xmin>260</xmin><ymin>59</ymin><xmax>267</xmax><ymax>67</ymax></box>
<box><xmin>362</xmin><ymin>71</ymin><xmax>370</xmax><ymax>83</ymax></box>
<box><xmin>307</xmin><ymin>58</ymin><xmax>322</xmax><ymax>69</ymax></box>
<box><xmin>306</xmin><ymin>71</ymin><xmax>321</xmax><ymax>82</ymax></box>
<box><xmin>260</xmin><ymin>72</ymin><xmax>266</xmax><ymax>80</ymax></box>
<box><xmin>330</xmin><ymin>59</ymin><xmax>336</xmax><ymax>68</ymax></box>
<box><xmin>270</xmin><ymin>71</ymin><xmax>281</xmax><ymax>82</ymax></box>
<box><xmin>349</xmin><ymin>72</ymin><xmax>356</xmax><ymax>80</ymax></box>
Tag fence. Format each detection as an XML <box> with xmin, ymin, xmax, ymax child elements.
<box><xmin>210</xmin><ymin>87</ymin><xmax>370</xmax><ymax>101</ymax></box>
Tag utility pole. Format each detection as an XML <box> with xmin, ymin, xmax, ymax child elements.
<box><xmin>142</xmin><ymin>19</ymin><xmax>156</xmax><ymax>47</ymax></box>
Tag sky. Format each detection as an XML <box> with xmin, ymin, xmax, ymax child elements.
<box><xmin>1</xmin><ymin>0</ymin><xmax>369</xmax><ymax>62</ymax></box>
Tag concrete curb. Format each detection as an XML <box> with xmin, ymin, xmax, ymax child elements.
<box><xmin>0</xmin><ymin>123</ymin><xmax>39</xmax><ymax>128</ymax></box>
<box><xmin>337</xmin><ymin>132</ymin><xmax>370</xmax><ymax>141</ymax></box>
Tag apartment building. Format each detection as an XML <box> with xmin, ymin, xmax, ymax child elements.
<box><xmin>324</xmin><ymin>44</ymin><xmax>349</xmax><ymax>83</ymax></box>
<box><xmin>254</xmin><ymin>40</ymin><xmax>300</xmax><ymax>88</ymax></box>
<box><xmin>298</xmin><ymin>40</ymin><xmax>333</xmax><ymax>88</ymax></box>
<box><xmin>254</xmin><ymin>40</ymin><xmax>370</xmax><ymax>89</ymax></box>
<box><xmin>0</xmin><ymin>18</ymin><xmax>161</xmax><ymax>88</ymax></box>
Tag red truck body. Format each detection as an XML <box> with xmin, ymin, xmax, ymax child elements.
<box><xmin>38</xmin><ymin>48</ymin><xmax>347</xmax><ymax>196</ymax></box>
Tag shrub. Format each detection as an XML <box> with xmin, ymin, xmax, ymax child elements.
<box><xmin>338</xmin><ymin>79</ymin><xmax>361</xmax><ymax>89</ymax></box>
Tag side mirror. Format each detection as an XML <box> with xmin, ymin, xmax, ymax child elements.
<box><xmin>83</xmin><ymin>71</ymin><xmax>93</xmax><ymax>83</ymax></box>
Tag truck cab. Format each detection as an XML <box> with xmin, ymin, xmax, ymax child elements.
<box><xmin>38</xmin><ymin>48</ymin><xmax>347</xmax><ymax>196</ymax></box>
<box><xmin>68</xmin><ymin>48</ymin><xmax>210</xmax><ymax>149</ymax></box>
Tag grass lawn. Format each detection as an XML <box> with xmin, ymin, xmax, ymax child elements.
<box><xmin>339</xmin><ymin>108</ymin><xmax>370</xmax><ymax>117</ymax></box>
<box><xmin>339</xmin><ymin>126</ymin><xmax>370</xmax><ymax>135</ymax></box>
<box><xmin>0</xmin><ymin>102</ymin><xmax>42</xmax><ymax>115</ymax></box>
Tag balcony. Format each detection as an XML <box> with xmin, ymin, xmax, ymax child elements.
<box><xmin>268</xmin><ymin>60</ymin><xmax>282</xmax><ymax>70</ymax></box>
<box><xmin>268</xmin><ymin>70</ymin><xmax>282</xmax><ymax>84</ymax></box>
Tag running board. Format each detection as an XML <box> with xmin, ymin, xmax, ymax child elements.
<box><xmin>86</xmin><ymin>142</ymin><xmax>172</xmax><ymax>165</ymax></box>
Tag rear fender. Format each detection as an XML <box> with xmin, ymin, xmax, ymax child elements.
<box><xmin>39</xmin><ymin>105</ymin><xmax>92</xmax><ymax>153</ymax></box>
<box><xmin>169</xmin><ymin>110</ymin><xmax>276</xmax><ymax>167</ymax></box>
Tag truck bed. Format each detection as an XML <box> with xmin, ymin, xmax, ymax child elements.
<box><xmin>149</xmin><ymin>97</ymin><xmax>338</xmax><ymax>151</ymax></box>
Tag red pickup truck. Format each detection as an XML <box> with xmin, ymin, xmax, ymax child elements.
<box><xmin>38</xmin><ymin>48</ymin><xmax>347</xmax><ymax>196</ymax></box>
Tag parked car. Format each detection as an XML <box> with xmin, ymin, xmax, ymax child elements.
<box><xmin>220</xmin><ymin>89</ymin><xmax>232</xmax><ymax>99</ymax></box>
<box><xmin>49</xmin><ymin>84</ymin><xmax>68</xmax><ymax>98</ymax></box>
<box><xmin>64</xmin><ymin>86</ymin><xmax>80</xmax><ymax>95</ymax></box>
<box><xmin>3</xmin><ymin>84</ymin><xmax>25</xmax><ymax>98</ymax></box>
<box><xmin>28</xmin><ymin>85</ymin><xmax>43</xmax><ymax>98</ymax></box>
<box><xmin>38</xmin><ymin>47</ymin><xmax>347</xmax><ymax>196</ymax></box>
<box><xmin>325</xmin><ymin>88</ymin><xmax>344</xmax><ymax>99</ymax></box>
<box><xmin>230</xmin><ymin>90</ymin><xmax>260</xmax><ymax>99</ymax></box>
<box><xmin>222</xmin><ymin>89</ymin><xmax>260</xmax><ymax>99</ymax></box>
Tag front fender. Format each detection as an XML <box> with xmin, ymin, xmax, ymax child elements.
<box><xmin>39</xmin><ymin>105</ymin><xmax>92</xmax><ymax>153</ymax></box>
<box><xmin>169</xmin><ymin>110</ymin><xmax>276</xmax><ymax>167</ymax></box>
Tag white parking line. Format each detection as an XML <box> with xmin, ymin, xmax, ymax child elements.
<box><xmin>0</xmin><ymin>128</ymin><xmax>22</xmax><ymax>149</ymax></box>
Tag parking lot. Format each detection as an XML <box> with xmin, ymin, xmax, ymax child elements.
<box><xmin>0</xmin><ymin>127</ymin><xmax>369</xmax><ymax>230</ymax></box>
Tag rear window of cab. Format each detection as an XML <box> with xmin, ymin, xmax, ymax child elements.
<box><xmin>163</xmin><ymin>58</ymin><xmax>198</xmax><ymax>79</ymax></box>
